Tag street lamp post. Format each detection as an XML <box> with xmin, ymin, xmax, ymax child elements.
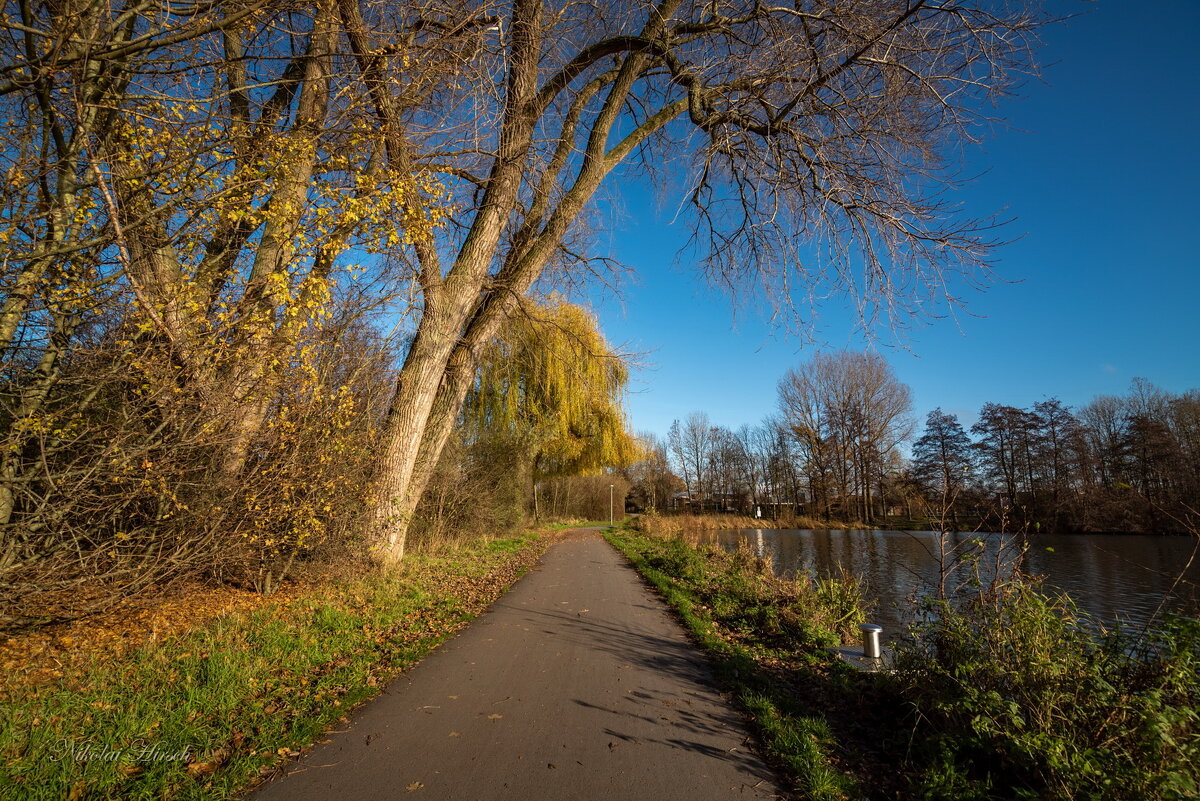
<box><xmin>609</xmin><ymin>483</ymin><xmax>614</xmax><ymax>525</ymax></box>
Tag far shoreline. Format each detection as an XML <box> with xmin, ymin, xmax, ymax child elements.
<box><xmin>631</xmin><ymin>513</ymin><xmax>1196</xmax><ymax>537</ymax></box>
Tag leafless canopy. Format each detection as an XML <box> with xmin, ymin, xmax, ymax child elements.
<box><xmin>0</xmin><ymin>0</ymin><xmax>1047</xmax><ymax>571</ymax></box>
<box><xmin>401</xmin><ymin>0</ymin><xmax>1043</xmax><ymax>326</ymax></box>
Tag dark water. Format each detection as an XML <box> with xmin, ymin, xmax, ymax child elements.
<box><xmin>705</xmin><ymin>529</ymin><xmax>1200</xmax><ymax>640</ymax></box>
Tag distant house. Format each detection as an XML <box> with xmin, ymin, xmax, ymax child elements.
<box><xmin>670</xmin><ymin>491</ymin><xmax>694</xmax><ymax>512</ymax></box>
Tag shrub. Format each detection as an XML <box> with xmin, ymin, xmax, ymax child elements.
<box><xmin>893</xmin><ymin>580</ymin><xmax>1200</xmax><ymax>800</ymax></box>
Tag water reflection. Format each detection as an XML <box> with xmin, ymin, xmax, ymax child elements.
<box><xmin>707</xmin><ymin>529</ymin><xmax>1200</xmax><ymax>639</ymax></box>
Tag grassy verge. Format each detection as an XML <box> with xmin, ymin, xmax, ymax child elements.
<box><xmin>0</xmin><ymin>531</ymin><xmax>553</xmax><ymax>800</ymax></box>
<box><xmin>606</xmin><ymin>526</ymin><xmax>878</xmax><ymax>801</ymax></box>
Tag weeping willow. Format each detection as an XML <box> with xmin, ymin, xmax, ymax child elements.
<box><xmin>465</xmin><ymin>299</ymin><xmax>641</xmax><ymax>481</ymax></box>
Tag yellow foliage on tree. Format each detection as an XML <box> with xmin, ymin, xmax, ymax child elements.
<box><xmin>465</xmin><ymin>299</ymin><xmax>640</xmax><ymax>482</ymax></box>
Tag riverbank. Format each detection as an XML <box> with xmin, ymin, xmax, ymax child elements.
<box><xmin>633</xmin><ymin>512</ymin><xmax>963</xmax><ymax>534</ymax></box>
<box><xmin>635</xmin><ymin>512</ymin><xmax>1198</xmax><ymax>537</ymax></box>
<box><xmin>634</xmin><ymin>512</ymin><xmax>870</xmax><ymax>534</ymax></box>
<box><xmin>606</xmin><ymin>526</ymin><xmax>896</xmax><ymax>798</ymax></box>
<box><xmin>608</xmin><ymin>526</ymin><xmax>1200</xmax><ymax>800</ymax></box>
<box><xmin>0</xmin><ymin>530</ymin><xmax>557</xmax><ymax>800</ymax></box>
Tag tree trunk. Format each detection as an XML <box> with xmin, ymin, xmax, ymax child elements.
<box><xmin>369</xmin><ymin>303</ymin><xmax>463</xmax><ymax>565</ymax></box>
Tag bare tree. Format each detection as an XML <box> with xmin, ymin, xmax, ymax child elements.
<box><xmin>779</xmin><ymin>357</ymin><xmax>837</xmax><ymax>518</ymax></box>
<box><xmin>1030</xmin><ymin>398</ymin><xmax>1081</xmax><ymax>530</ymax></box>
<box><xmin>668</xmin><ymin>412</ymin><xmax>716</xmax><ymax>508</ymax></box>
<box><xmin>846</xmin><ymin>351</ymin><xmax>914</xmax><ymax>521</ymax></box>
<box><xmin>362</xmin><ymin>0</ymin><xmax>1044</xmax><ymax>560</ymax></box>
<box><xmin>624</xmin><ymin>432</ymin><xmax>681</xmax><ymax>513</ymax></box>
<box><xmin>972</xmin><ymin>402</ymin><xmax>1034</xmax><ymax>514</ymax></box>
<box><xmin>779</xmin><ymin>350</ymin><xmax>912</xmax><ymax>522</ymax></box>
<box><xmin>1079</xmin><ymin>394</ymin><xmax>1127</xmax><ymax>488</ymax></box>
<box><xmin>912</xmin><ymin>407</ymin><xmax>974</xmax><ymax>525</ymax></box>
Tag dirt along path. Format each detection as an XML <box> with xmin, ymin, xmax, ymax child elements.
<box><xmin>251</xmin><ymin>528</ymin><xmax>783</xmax><ymax>800</ymax></box>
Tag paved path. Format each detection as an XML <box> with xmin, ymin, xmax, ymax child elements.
<box><xmin>252</xmin><ymin>530</ymin><xmax>783</xmax><ymax>800</ymax></box>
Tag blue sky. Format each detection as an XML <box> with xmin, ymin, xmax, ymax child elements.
<box><xmin>588</xmin><ymin>0</ymin><xmax>1200</xmax><ymax>439</ymax></box>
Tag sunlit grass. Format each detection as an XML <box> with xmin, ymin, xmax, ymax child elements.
<box><xmin>0</xmin><ymin>533</ymin><xmax>547</xmax><ymax>800</ymax></box>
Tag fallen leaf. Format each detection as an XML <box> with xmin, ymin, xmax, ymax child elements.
<box><xmin>187</xmin><ymin>746</ymin><xmax>230</xmax><ymax>778</ymax></box>
<box><xmin>486</xmin><ymin>714</ymin><xmax>502</xmax><ymax>720</ymax></box>
<box><xmin>405</xmin><ymin>781</ymin><xmax>424</xmax><ymax>791</ymax></box>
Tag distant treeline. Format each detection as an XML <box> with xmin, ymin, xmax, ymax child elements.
<box><xmin>624</xmin><ymin>352</ymin><xmax>1198</xmax><ymax>534</ymax></box>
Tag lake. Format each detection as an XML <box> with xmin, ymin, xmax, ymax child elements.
<box><xmin>702</xmin><ymin>529</ymin><xmax>1200</xmax><ymax>640</ymax></box>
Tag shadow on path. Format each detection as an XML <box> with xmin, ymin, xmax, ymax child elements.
<box><xmin>251</xmin><ymin>530</ymin><xmax>784</xmax><ymax>801</ymax></box>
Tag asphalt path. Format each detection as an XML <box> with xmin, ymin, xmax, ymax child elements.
<box><xmin>251</xmin><ymin>529</ymin><xmax>783</xmax><ymax>800</ymax></box>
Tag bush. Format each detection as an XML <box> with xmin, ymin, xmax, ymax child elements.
<box><xmin>893</xmin><ymin>580</ymin><xmax>1200</xmax><ymax>800</ymax></box>
<box><xmin>0</xmin><ymin>311</ymin><xmax>394</xmax><ymax>625</ymax></box>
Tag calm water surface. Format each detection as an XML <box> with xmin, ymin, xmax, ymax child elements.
<box><xmin>705</xmin><ymin>529</ymin><xmax>1200</xmax><ymax>640</ymax></box>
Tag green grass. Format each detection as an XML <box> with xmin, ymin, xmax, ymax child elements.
<box><xmin>606</xmin><ymin>527</ymin><xmax>865</xmax><ymax>801</ymax></box>
<box><xmin>0</xmin><ymin>532</ymin><xmax>547</xmax><ymax>800</ymax></box>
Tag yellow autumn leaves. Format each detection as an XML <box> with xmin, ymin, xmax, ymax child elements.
<box><xmin>466</xmin><ymin>298</ymin><xmax>641</xmax><ymax>481</ymax></box>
